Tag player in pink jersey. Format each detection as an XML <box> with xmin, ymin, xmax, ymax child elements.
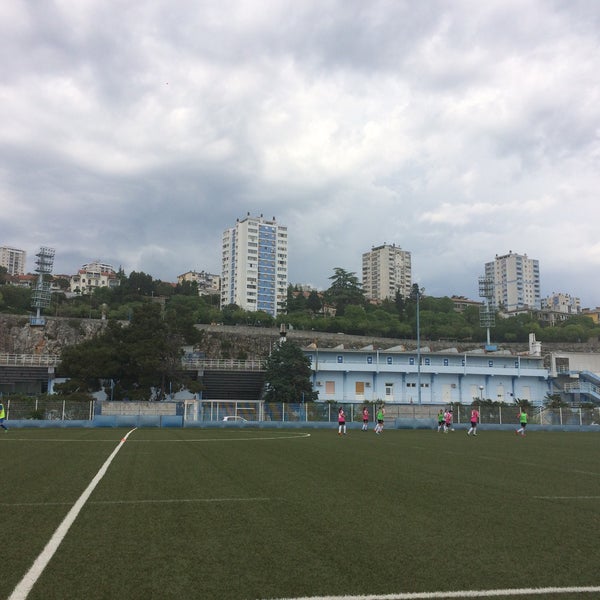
<box><xmin>467</xmin><ymin>407</ymin><xmax>479</xmax><ymax>436</ymax></box>
<box><xmin>444</xmin><ymin>409</ymin><xmax>453</xmax><ymax>433</ymax></box>
<box><xmin>338</xmin><ymin>407</ymin><xmax>347</xmax><ymax>435</ymax></box>
<box><xmin>361</xmin><ymin>406</ymin><xmax>369</xmax><ymax>431</ymax></box>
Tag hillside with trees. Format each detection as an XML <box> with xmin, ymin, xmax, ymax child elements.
<box><xmin>1</xmin><ymin>266</ymin><xmax>599</xmax><ymax>344</ymax></box>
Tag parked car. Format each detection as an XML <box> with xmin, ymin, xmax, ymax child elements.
<box><xmin>222</xmin><ymin>415</ymin><xmax>248</xmax><ymax>422</ymax></box>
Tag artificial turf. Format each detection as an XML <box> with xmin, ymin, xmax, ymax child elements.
<box><xmin>1</xmin><ymin>427</ymin><xmax>599</xmax><ymax>599</ymax></box>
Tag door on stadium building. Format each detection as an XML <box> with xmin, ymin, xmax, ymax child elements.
<box><xmin>442</xmin><ymin>384</ymin><xmax>452</xmax><ymax>403</ymax></box>
<box><xmin>496</xmin><ymin>384</ymin><xmax>505</xmax><ymax>403</ymax></box>
<box><xmin>355</xmin><ymin>381</ymin><xmax>365</xmax><ymax>401</ymax></box>
<box><xmin>385</xmin><ymin>383</ymin><xmax>394</xmax><ymax>402</ymax></box>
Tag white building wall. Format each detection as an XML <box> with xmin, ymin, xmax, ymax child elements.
<box><xmin>362</xmin><ymin>244</ymin><xmax>412</xmax><ymax>301</ymax></box>
<box><xmin>0</xmin><ymin>246</ymin><xmax>26</xmax><ymax>275</ymax></box>
<box><xmin>221</xmin><ymin>215</ymin><xmax>287</xmax><ymax>317</ymax></box>
<box><xmin>485</xmin><ymin>251</ymin><xmax>540</xmax><ymax>311</ymax></box>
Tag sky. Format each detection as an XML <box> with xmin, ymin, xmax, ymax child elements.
<box><xmin>2</xmin><ymin>0</ymin><xmax>600</xmax><ymax>306</ymax></box>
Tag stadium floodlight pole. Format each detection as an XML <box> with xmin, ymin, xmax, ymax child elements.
<box><xmin>416</xmin><ymin>286</ymin><xmax>421</xmax><ymax>405</ymax></box>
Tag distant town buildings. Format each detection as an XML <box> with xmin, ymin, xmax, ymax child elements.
<box><xmin>69</xmin><ymin>261</ymin><xmax>119</xmax><ymax>294</ymax></box>
<box><xmin>220</xmin><ymin>214</ymin><xmax>288</xmax><ymax>317</ymax></box>
<box><xmin>177</xmin><ymin>270</ymin><xmax>220</xmax><ymax>296</ymax></box>
<box><xmin>3</xmin><ymin>238</ymin><xmax>595</xmax><ymax>316</ymax></box>
<box><xmin>484</xmin><ymin>251</ymin><xmax>541</xmax><ymax>312</ymax></box>
<box><xmin>543</xmin><ymin>292</ymin><xmax>581</xmax><ymax>315</ymax></box>
<box><xmin>362</xmin><ymin>243</ymin><xmax>412</xmax><ymax>301</ymax></box>
<box><xmin>0</xmin><ymin>246</ymin><xmax>26</xmax><ymax>275</ymax></box>
<box><xmin>451</xmin><ymin>296</ymin><xmax>483</xmax><ymax>312</ymax></box>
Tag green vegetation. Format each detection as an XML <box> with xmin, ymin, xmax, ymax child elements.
<box><xmin>1</xmin><ymin>428</ymin><xmax>598</xmax><ymax>599</ymax></box>
<box><xmin>58</xmin><ymin>303</ymin><xmax>201</xmax><ymax>401</ymax></box>
<box><xmin>263</xmin><ymin>340</ymin><xmax>318</xmax><ymax>402</ymax></box>
<box><xmin>2</xmin><ymin>267</ymin><xmax>599</xmax><ymax>343</ymax></box>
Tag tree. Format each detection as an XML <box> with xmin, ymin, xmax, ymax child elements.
<box><xmin>59</xmin><ymin>303</ymin><xmax>185</xmax><ymax>401</ymax></box>
<box><xmin>286</xmin><ymin>285</ymin><xmax>307</xmax><ymax>313</ymax></box>
<box><xmin>324</xmin><ymin>267</ymin><xmax>365</xmax><ymax>316</ymax></box>
<box><xmin>306</xmin><ymin>290</ymin><xmax>322</xmax><ymax>315</ymax></box>
<box><xmin>263</xmin><ymin>341</ymin><xmax>318</xmax><ymax>403</ymax></box>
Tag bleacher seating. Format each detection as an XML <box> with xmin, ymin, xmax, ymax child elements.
<box><xmin>201</xmin><ymin>370</ymin><xmax>265</xmax><ymax>401</ymax></box>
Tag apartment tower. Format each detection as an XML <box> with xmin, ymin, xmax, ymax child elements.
<box><xmin>484</xmin><ymin>251</ymin><xmax>540</xmax><ymax>311</ymax></box>
<box><xmin>362</xmin><ymin>243</ymin><xmax>412</xmax><ymax>301</ymax></box>
<box><xmin>0</xmin><ymin>246</ymin><xmax>26</xmax><ymax>275</ymax></box>
<box><xmin>221</xmin><ymin>214</ymin><xmax>288</xmax><ymax>317</ymax></box>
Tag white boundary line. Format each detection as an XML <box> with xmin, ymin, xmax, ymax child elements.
<box><xmin>2</xmin><ymin>432</ymin><xmax>312</xmax><ymax>443</ymax></box>
<box><xmin>1</xmin><ymin>497</ymin><xmax>274</xmax><ymax>507</ymax></box>
<box><xmin>8</xmin><ymin>427</ymin><xmax>138</xmax><ymax>600</ymax></box>
<box><xmin>267</xmin><ymin>586</ymin><xmax>600</xmax><ymax>599</ymax></box>
<box><xmin>534</xmin><ymin>496</ymin><xmax>600</xmax><ymax>500</ymax></box>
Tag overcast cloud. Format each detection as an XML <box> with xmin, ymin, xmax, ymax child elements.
<box><xmin>1</xmin><ymin>0</ymin><xmax>599</xmax><ymax>306</ymax></box>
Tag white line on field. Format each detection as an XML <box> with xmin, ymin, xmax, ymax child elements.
<box><xmin>130</xmin><ymin>432</ymin><xmax>313</xmax><ymax>442</ymax></box>
<box><xmin>1</xmin><ymin>497</ymin><xmax>275</xmax><ymax>507</ymax></box>
<box><xmin>90</xmin><ymin>497</ymin><xmax>274</xmax><ymax>504</ymax></box>
<box><xmin>3</xmin><ymin>497</ymin><xmax>273</xmax><ymax>506</ymax></box>
<box><xmin>533</xmin><ymin>496</ymin><xmax>600</xmax><ymax>500</ymax></box>
<box><xmin>1</xmin><ymin>432</ymin><xmax>312</xmax><ymax>443</ymax></box>
<box><xmin>8</xmin><ymin>427</ymin><xmax>138</xmax><ymax>600</ymax></box>
<box><xmin>266</xmin><ymin>586</ymin><xmax>600</xmax><ymax>599</ymax></box>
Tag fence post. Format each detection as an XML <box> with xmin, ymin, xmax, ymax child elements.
<box><xmin>62</xmin><ymin>399</ymin><xmax>65</xmax><ymax>420</ymax></box>
<box><xmin>579</xmin><ymin>407</ymin><xmax>582</xmax><ymax>426</ymax></box>
<box><xmin>559</xmin><ymin>406</ymin><xmax>563</xmax><ymax>425</ymax></box>
<box><xmin>499</xmin><ymin>406</ymin><xmax>502</xmax><ymax>425</ymax></box>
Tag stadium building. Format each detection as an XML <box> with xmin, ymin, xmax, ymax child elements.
<box><xmin>305</xmin><ymin>338</ymin><xmax>550</xmax><ymax>405</ymax></box>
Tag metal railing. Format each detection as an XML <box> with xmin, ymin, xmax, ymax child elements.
<box><xmin>183</xmin><ymin>358</ymin><xmax>265</xmax><ymax>370</ymax></box>
<box><xmin>0</xmin><ymin>354</ymin><xmax>60</xmax><ymax>367</ymax></box>
<box><xmin>0</xmin><ymin>355</ymin><xmax>265</xmax><ymax>370</ymax></box>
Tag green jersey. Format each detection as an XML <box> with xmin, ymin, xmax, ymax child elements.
<box><xmin>519</xmin><ymin>411</ymin><xmax>527</xmax><ymax>424</ymax></box>
<box><xmin>0</xmin><ymin>403</ymin><xmax>5</xmax><ymax>419</ymax></box>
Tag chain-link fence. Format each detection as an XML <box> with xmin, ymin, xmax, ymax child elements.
<box><xmin>3</xmin><ymin>397</ymin><xmax>94</xmax><ymax>421</ymax></box>
<box><xmin>2</xmin><ymin>397</ymin><xmax>599</xmax><ymax>427</ymax></box>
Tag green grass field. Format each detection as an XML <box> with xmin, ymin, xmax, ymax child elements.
<box><xmin>1</xmin><ymin>427</ymin><xmax>599</xmax><ymax>600</ymax></box>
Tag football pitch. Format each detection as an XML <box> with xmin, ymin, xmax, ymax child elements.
<box><xmin>1</xmin><ymin>427</ymin><xmax>599</xmax><ymax>600</ymax></box>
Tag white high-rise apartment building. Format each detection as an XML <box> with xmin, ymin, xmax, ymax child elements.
<box><xmin>484</xmin><ymin>251</ymin><xmax>540</xmax><ymax>311</ymax></box>
<box><xmin>221</xmin><ymin>214</ymin><xmax>288</xmax><ymax>317</ymax></box>
<box><xmin>0</xmin><ymin>246</ymin><xmax>26</xmax><ymax>275</ymax></box>
<box><xmin>362</xmin><ymin>243</ymin><xmax>412</xmax><ymax>301</ymax></box>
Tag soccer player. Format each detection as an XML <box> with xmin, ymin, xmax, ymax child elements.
<box><xmin>0</xmin><ymin>401</ymin><xmax>8</xmax><ymax>432</ymax></box>
<box><xmin>374</xmin><ymin>406</ymin><xmax>385</xmax><ymax>434</ymax></box>
<box><xmin>338</xmin><ymin>407</ymin><xmax>347</xmax><ymax>435</ymax></box>
<box><xmin>516</xmin><ymin>408</ymin><xmax>528</xmax><ymax>436</ymax></box>
<box><xmin>444</xmin><ymin>409</ymin><xmax>454</xmax><ymax>433</ymax></box>
<box><xmin>437</xmin><ymin>409</ymin><xmax>445</xmax><ymax>432</ymax></box>
<box><xmin>467</xmin><ymin>406</ymin><xmax>479</xmax><ymax>436</ymax></box>
<box><xmin>361</xmin><ymin>406</ymin><xmax>369</xmax><ymax>431</ymax></box>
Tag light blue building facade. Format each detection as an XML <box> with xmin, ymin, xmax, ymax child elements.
<box><xmin>305</xmin><ymin>345</ymin><xmax>551</xmax><ymax>406</ymax></box>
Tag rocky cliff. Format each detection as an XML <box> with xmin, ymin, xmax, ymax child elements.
<box><xmin>1</xmin><ymin>314</ymin><xmax>599</xmax><ymax>361</ymax></box>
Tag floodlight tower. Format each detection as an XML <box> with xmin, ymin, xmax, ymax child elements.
<box><xmin>478</xmin><ymin>275</ymin><xmax>496</xmax><ymax>349</ymax></box>
<box><xmin>31</xmin><ymin>246</ymin><xmax>55</xmax><ymax>326</ymax></box>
